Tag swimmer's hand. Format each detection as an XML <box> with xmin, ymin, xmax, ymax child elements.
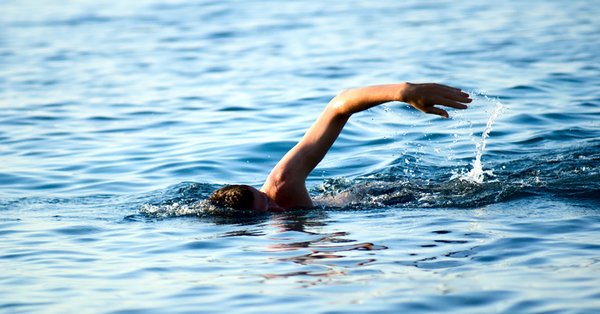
<box><xmin>400</xmin><ymin>83</ymin><xmax>471</xmax><ymax>119</ymax></box>
<box><xmin>331</xmin><ymin>82</ymin><xmax>470</xmax><ymax>119</ymax></box>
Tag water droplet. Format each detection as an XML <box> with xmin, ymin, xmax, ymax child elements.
<box><xmin>463</xmin><ymin>93</ymin><xmax>505</xmax><ymax>184</ymax></box>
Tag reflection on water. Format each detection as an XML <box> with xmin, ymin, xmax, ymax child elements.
<box><xmin>2</xmin><ymin>192</ymin><xmax>599</xmax><ymax>313</ymax></box>
<box><xmin>266</xmin><ymin>229</ymin><xmax>387</xmax><ymax>279</ymax></box>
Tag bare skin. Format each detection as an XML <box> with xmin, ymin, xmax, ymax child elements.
<box><xmin>244</xmin><ymin>83</ymin><xmax>472</xmax><ymax>211</ymax></box>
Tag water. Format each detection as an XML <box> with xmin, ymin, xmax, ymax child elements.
<box><xmin>464</xmin><ymin>93</ymin><xmax>504</xmax><ymax>184</ymax></box>
<box><xmin>1</xmin><ymin>0</ymin><xmax>599</xmax><ymax>313</ymax></box>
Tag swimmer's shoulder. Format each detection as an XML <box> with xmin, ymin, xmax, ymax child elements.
<box><xmin>261</xmin><ymin>176</ymin><xmax>312</xmax><ymax>209</ymax></box>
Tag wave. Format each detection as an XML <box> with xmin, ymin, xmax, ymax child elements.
<box><xmin>316</xmin><ymin>142</ymin><xmax>600</xmax><ymax>208</ymax></box>
<box><xmin>138</xmin><ymin>143</ymin><xmax>600</xmax><ymax>218</ymax></box>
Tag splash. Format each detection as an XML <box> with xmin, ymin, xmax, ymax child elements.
<box><xmin>463</xmin><ymin>93</ymin><xmax>505</xmax><ymax>183</ymax></box>
<box><xmin>140</xmin><ymin>201</ymin><xmax>205</xmax><ymax>217</ymax></box>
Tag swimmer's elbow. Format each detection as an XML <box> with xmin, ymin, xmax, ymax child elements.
<box><xmin>328</xmin><ymin>90</ymin><xmax>353</xmax><ymax>117</ymax></box>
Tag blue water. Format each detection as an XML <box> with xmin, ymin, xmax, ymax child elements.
<box><xmin>1</xmin><ymin>0</ymin><xmax>599</xmax><ymax>313</ymax></box>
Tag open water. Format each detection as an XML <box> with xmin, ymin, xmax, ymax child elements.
<box><xmin>1</xmin><ymin>0</ymin><xmax>599</xmax><ymax>313</ymax></box>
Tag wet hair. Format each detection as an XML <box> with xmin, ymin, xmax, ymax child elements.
<box><xmin>208</xmin><ymin>185</ymin><xmax>255</xmax><ymax>211</ymax></box>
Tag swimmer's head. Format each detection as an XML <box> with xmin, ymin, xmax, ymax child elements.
<box><xmin>208</xmin><ymin>184</ymin><xmax>274</xmax><ymax>212</ymax></box>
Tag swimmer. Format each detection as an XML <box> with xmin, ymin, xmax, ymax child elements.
<box><xmin>208</xmin><ymin>83</ymin><xmax>472</xmax><ymax>212</ymax></box>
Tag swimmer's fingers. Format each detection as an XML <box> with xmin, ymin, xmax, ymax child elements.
<box><xmin>426</xmin><ymin>106</ymin><xmax>449</xmax><ymax>119</ymax></box>
<box><xmin>432</xmin><ymin>95</ymin><xmax>468</xmax><ymax>110</ymax></box>
<box><xmin>425</xmin><ymin>96</ymin><xmax>468</xmax><ymax>118</ymax></box>
<box><xmin>430</xmin><ymin>83</ymin><xmax>472</xmax><ymax>104</ymax></box>
<box><xmin>440</xmin><ymin>89</ymin><xmax>472</xmax><ymax>105</ymax></box>
<box><xmin>403</xmin><ymin>82</ymin><xmax>471</xmax><ymax>118</ymax></box>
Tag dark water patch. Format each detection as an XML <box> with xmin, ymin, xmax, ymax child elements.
<box><xmin>205</xmin><ymin>65</ymin><xmax>230</xmax><ymax>73</ymax></box>
<box><xmin>541</xmin><ymin>111</ymin><xmax>597</xmax><ymax>121</ymax></box>
<box><xmin>297</xmin><ymin>66</ymin><xmax>356</xmax><ymax>79</ymax></box>
<box><xmin>206</xmin><ymin>30</ymin><xmax>238</xmax><ymax>40</ymax></box>
<box><xmin>105</xmin><ymin>103</ymin><xmax>137</xmax><ymax>109</ymax></box>
<box><xmin>38</xmin><ymin>101</ymin><xmax>77</xmax><ymax>109</ymax></box>
<box><xmin>506</xmin><ymin>113</ymin><xmax>546</xmax><ymax>125</ymax></box>
<box><xmin>177</xmin><ymin>56</ymin><xmax>198</xmax><ymax>62</ymax></box>
<box><xmin>218</xmin><ymin>106</ymin><xmax>259</xmax><ymax>112</ymax></box>
<box><xmin>1</xmin><ymin>118</ymin><xmax>37</xmax><ymax>126</ymax></box>
<box><xmin>180</xmin><ymin>239</ymin><xmax>229</xmax><ymax>250</ymax></box>
<box><xmin>218</xmin><ymin>229</ymin><xmax>266</xmax><ymax>238</ymax></box>
<box><xmin>93</xmin><ymin>127</ymin><xmax>140</xmax><ymax>134</ymax></box>
<box><xmin>515</xmin><ymin>257</ymin><xmax>549</xmax><ymax>267</ymax></box>
<box><xmin>0</xmin><ymin>173</ymin><xmax>38</xmax><ymax>186</ymax></box>
<box><xmin>573</xmin><ymin>243</ymin><xmax>600</xmax><ymax>251</ymax></box>
<box><xmin>0</xmin><ymin>302</ymin><xmax>54</xmax><ymax>311</ymax></box>
<box><xmin>44</xmin><ymin>51</ymin><xmax>72</xmax><ymax>62</ymax></box>
<box><xmin>1</xmin><ymin>252</ymin><xmax>35</xmax><ymax>260</ymax></box>
<box><xmin>74</xmin><ymin>181</ymin><xmax>151</xmax><ymax>195</ymax></box>
<box><xmin>140</xmin><ymin>161</ymin><xmax>209</xmax><ymax>175</ymax></box>
<box><xmin>55</xmin><ymin>164</ymin><xmax>87</xmax><ymax>172</ymax></box>
<box><xmin>159</xmin><ymin>35</ymin><xmax>187</xmax><ymax>43</ymax></box>
<box><xmin>20</xmin><ymin>151</ymin><xmax>49</xmax><ymax>157</ymax></box>
<box><xmin>41</xmin><ymin>131</ymin><xmax>73</xmax><ymax>137</ymax></box>
<box><xmin>38</xmin><ymin>14</ymin><xmax>115</xmax><ymax>27</ymax></box>
<box><xmin>434</xmin><ymin>239</ymin><xmax>469</xmax><ymax>244</ymax></box>
<box><xmin>251</xmin><ymin>140</ymin><xmax>297</xmax><ymax>156</ymax></box>
<box><xmin>169</xmin><ymin>165</ymin><xmax>220</xmax><ymax>176</ymax></box>
<box><xmin>295</xmin><ymin>95</ymin><xmax>332</xmax><ymax>105</ymax></box>
<box><xmin>0</xmin><ymin>50</ymin><xmax>15</xmax><ymax>58</ymax></box>
<box><xmin>52</xmin><ymin>225</ymin><xmax>104</xmax><ymax>236</ymax></box>
<box><xmin>500</xmin><ymin>300</ymin><xmax>546</xmax><ymax>314</ymax></box>
<box><xmin>430</xmin><ymin>290</ymin><xmax>516</xmax><ymax>309</ymax></box>
<box><xmin>1</xmin><ymin>248</ymin><xmax>95</xmax><ymax>262</ymax></box>
<box><xmin>580</xmin><ymin>101</ymin><xmax>598</xmax><ymax>108</ymax></box>
<box><xmin>415</xmin><ymin>260</ymin><xmax>465</xmax><ymax>269</ymax></box>
<box><xmin>508</xmin><ymin>217</ymin><xmax>599</xmax><ymax>236</ymax></box>
<box><xmin>470</xmin><ymin>237</ymin><xmax>546</xmax><ymax>263</ymax></box>
<box><xmin>547</xmin><ymin>72</ymin><xmax>586</xmax><ymax>84</ymax></box>
<box><xmin>145</xmin><ymin>120</ymin><xmax>182</xmax><ymax>128</ymax></box>
<box><xmin>31</xmin><ymin>182</ymin><xmax>71</xmax><ymax>191</ymax></box>
<box><xmin>178</xmin><ymin>96</ymin><xmax>206</xmax><ymax>102</ymax></box>
<box><xmin>504</xmin><ymin>84</ymin><xmax>548</xmax><ymax>93</ymax></box>
<box><xmin>446</xmin><ymin>248</ymin><xmax>476</xmax><ymax>258</ymax></box>
<box><xmin>0</xmin><ymin>228</ymin><xmax>23</xmax><ymax>237</ymax></box>
<box><xmin>19</xmin><ymin>78</ymin><xmax>59</xmax><ymax>87</ymax></box>
<box><xmin>73</xmin><ymin>237</ymin><xmax>99</xmax><ymax>243</ymax></box>
<box><xmin>251</xmin><ymin>21</ymin><xmax>312</xmax><ymax>34</ymax></box>
<box><xmin>86</xmin><ymin>116</ymin><xmax>123</xmax><ymax>122</ymax></box>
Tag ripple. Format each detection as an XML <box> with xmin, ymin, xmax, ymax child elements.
<box><xmin>1</xmin><ymin>0</ymin><xmax>600</xmax><ymax>313</ymax></box>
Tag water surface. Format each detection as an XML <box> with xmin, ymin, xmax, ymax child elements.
<box><xmin>1</xmin><ymin>0</ymin><xmax>599</xmax><ymax>313</ymax></box>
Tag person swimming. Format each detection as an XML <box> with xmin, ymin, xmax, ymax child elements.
<box><xmin>208</xmin><ymin>83</ymin><xmax>472</xmax><ymax>212</ymax></box>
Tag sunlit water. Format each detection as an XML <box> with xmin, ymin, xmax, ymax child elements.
<box><xmin>1</xmin><ymin>0</ymin><xmax>599</xmax><ymax>313</ymax></box>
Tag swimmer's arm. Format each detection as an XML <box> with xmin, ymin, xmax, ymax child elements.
<box><xmin>334</xmin><ymin>83</ymin><xmax>471</xmax><ymax>119</ymax></box>
<box><xmin>262</xmin><ymin>83</ymin><xmax>470</xmax><ymax>207</ymax></box>
<box><xmin>285</xmin><ymin>82</ymin><xmax>471</xmax><ymax>176</ymax></box>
